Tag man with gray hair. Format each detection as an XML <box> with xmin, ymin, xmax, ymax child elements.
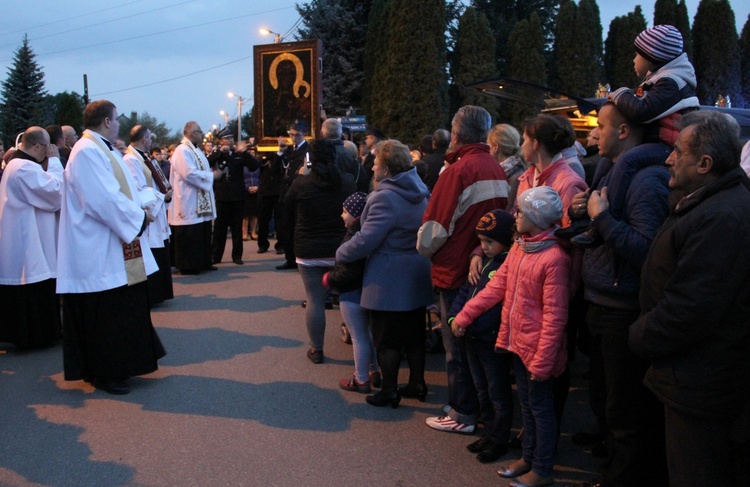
<box><xmin>417</xmin><ymin>106</ymin><xmax>509</xmax><ymax>459</ymax></box>
<box><xmin>321</xmin><ymin>118</ymin><xmax>368</xmax><ymax>192</ymax></box>
<box><xmin>422</xmin><ymin>128</ymin><xmax>451</xmax><ymax>191</ymax></box>
<box><xmin>629</xmin><ymin>110</ymin><xmax>750</xmax><ymax>486</ymax></box>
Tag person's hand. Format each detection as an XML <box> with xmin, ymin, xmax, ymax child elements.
<box><xmin>278</xmin><ymin>136</ymin><xmax>288</xmax><ymax>151</ymax></box>
<box><xmin>145</xmin><ymin>211</ymin><xmax>155</xmax><ymax>223</ymax></box>
<box><xmin>569</xmin><ymin>189</ymin><xmax>591</xmax><ymax>219</ymax></box>
<box><xmin>451</xmin><ymin>320</ymin><xmax>465</xmax><ymax>337</ymax></box>
<box><xmin>212</xmin><ymin>169</ymin><xmax>223</xmax><ymax>180</ymax></box>
<box><xmin>468</xmin><ymin>254</ymin><xmax>482</xmax><ymax>285</ymax></box>
<box><xmin>164</xmin><ymin>189</ymin><xmax>173</xmax><ymax>201</ymax></box>
<box><xmin>236</xmin><ymin>141</ymin><xmax>247</xmax><ymax>152</ymax></box>
<box><xmin>588</xmin><ymin>187</ymin><xmax>609</xmax><ymax>218</ymax></box>
<box><xmin>47</xmin><ymin>144</ymin><xmax>60</xmax><ymax>158</ymax></box>
<box><xmin>248</xmin><ymin>186</ymin><xmax>258</xmax><ymax>194</ymax></box>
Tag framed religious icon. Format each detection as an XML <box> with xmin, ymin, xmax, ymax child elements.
<box><xmin>253</xmin><ymin>39</ymin><xmax>323</xmax><ymax>149</ymax></box>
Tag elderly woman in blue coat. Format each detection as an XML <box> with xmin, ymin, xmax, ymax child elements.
<box><xmin>336</xmin><ymin>139</ymin><xmax>433</xmax><ymax>408</ymax></box>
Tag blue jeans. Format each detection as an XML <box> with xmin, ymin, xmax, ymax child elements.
<box><xmin>466</xmin><ymin>337</ymin><xmax>513</xmax><ymax>445</ymax></box>
<box><xmin>439</xmin><ymin>288</ymin><xmax>478</xmax><ymax>424</ymax></box>
<box><xmin>298</xmin><ymin>264</ymin><xmax>332</xmax><ymax>351</ymax></box>
<box><xmin>513</xmin><ymin>355</ymin><xmax>556</xmax><ymax>478</ymax></box>
<box><xmin>339</xmin><ymin>300</ymin><xmax>378</xmax><ymax>383</ymax></box>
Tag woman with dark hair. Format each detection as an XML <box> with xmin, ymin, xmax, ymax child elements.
<box><xmin>336</xmin><ymin>140</ymin><xmax>433</xmax><ymax>408</ymax></box>
<box><xmin>284</xmin><ymin>139</ymin><xmax>355</xmax><ymax>363</ymax></box>
<box><xmin>517</xmin><ymin>115</ymin><xmax>588</xmax><ymax>228</ymax></box>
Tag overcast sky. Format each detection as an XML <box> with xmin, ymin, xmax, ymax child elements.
<box><xmin>1</xmin><ymin>0</ymin><xmax>747</xmax><ymax>139</ymax></box>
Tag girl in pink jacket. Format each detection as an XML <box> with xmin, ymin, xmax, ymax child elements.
<box><xmin>452</xmin><ymin>186</ymin><xmax>571</xmax><ymax>487</ymax></box>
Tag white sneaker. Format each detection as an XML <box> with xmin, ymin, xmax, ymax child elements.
<box><xmin>425</xmin><ymin>415</ymin><xmax>475</xmax><ymax>434</ymax></box>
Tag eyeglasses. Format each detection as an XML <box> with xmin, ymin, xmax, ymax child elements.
<box><xmin>288</xmin><ymin>131</ymin><xmax>303</xmax><ymax>137</ymax></box>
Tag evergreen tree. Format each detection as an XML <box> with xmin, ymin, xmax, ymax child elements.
<box><xmin>48</xmin><ymin>91</ymin><xmax>85</xmax><ymax>130</ymax></box>
<box><xmin>549</xmin><ymin>0</ymin><xmax>580</xmax><ymax>95</ymax></box>
<box><xmin>362</xmin><ymin>0</ymin><xmax>391</xmax><ymax>119</ymax></box>
<box><xmin>0</xmin><ymin>35</ymin><xmax>48</xmax><ymax>147</ymax></box>
<box><xmin>693</xmin><ymin>0</ymin><xmax>741</xmax><ymax>106</ymax></box>
<box><xmin>654</xmin><ymin>0</ymin><xmax>692</xmax><ymax>59</ymax></box>
<box><xmin>604</xmin><ymin>7</ymin><xmax>646</xmax><ymax>91</ymax></box>
<box><xmin>577</xmin><ymin>0</ymin><xmax>604</xmax><ymax>97</ymax></box>
<box><xmin>508</xmin><ymin>13</ymin><xmax>547</xmax><ymax>126</ymax></box>
<box><xmin>472</xmin><ymin>0</ymin><xmax>558</xmax><ymax>76</ymax></box>
<box><xmin>739</xmin><ymin>15</ymin><xmax>750</xmax><ymax>108</ymax></box>
<box><xmin>373</xmin><ymin>0</ymin><xmax>448</xmax><ymax>143</ymax></box>
<box><xmin>452</xmin><ymin>7</ymin><xmax>498</xmax><ymax>115</ymax></box>
<box><xmin>296</xmin><ymin>0</ymin><xmax>371</xmax><ymax>116</ymax></box>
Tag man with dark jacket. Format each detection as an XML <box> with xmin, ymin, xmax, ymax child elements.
<box><xmin>321</xmin><ymin>118</ymin><xmax>368</xmax><ymax>193</ymax></box>
<box><xmin>275</xmin><ymin>120</ymin><xmax>309</xmax><ymax>270</ymax></box>
<box><xmin>208</xmin><ymin>135</ymin><xmax>259</xmax><ymax>265</ymax></box>
<box><xmin>570</xmin><ymin>102</ymin><xmax>671</xmax><ymax>487</ymax></box>
<box><xmin>421</xmin><ymin>129</ymin><xmax>450</xmax><ymax>191</ymax></box>
<box><xmin>629</xmin><ymin>111</ymin><xmax>750</xmax><ymax>487</ymax></box>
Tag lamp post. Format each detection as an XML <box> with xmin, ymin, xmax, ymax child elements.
<box><xmin>219</xmin><ymin>110</ymin><xmax>229</xmax><ymax>126</ymax></box>
<box><xmin>227</xmin><ymin>92</ymin><xmax>245</xmax><ymax>140</ymax></box>
<box><xmin>259</xmin><ymin>27</ymin><xmax>281</xmax><ymax>43</ymax></box>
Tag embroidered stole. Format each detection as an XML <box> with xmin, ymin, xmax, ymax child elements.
<box><xmin>84</xmin><ymin>133</ymin><xmax>147</xmax><ymax>286</ymax></box>
<box><xmin>181</xmin><ymin>138</ymin><xmax>214</xmax><ymax>216</ymax></box>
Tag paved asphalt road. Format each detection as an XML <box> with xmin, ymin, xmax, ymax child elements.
<box><xmin>1</xmin><ymin>241</ymin><xmax>600</xmax><ymax>487</ymax></box>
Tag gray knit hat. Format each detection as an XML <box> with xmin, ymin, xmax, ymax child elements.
<box><xmin>634</xmin><ymin>25</ymin><xmax>683</xmax><ymax>64</ymax></box>
<box><xmin>517</xmin><ymin>186</ymin><xmax>563</xmax><ymax>230</ymax></box>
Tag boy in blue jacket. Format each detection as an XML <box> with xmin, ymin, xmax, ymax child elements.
<box><xmin>443</xmin><ymin>209</ymin><xmax>515</xmax><ymax>463</ymax></box>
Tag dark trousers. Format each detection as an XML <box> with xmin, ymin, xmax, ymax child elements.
<box><xmin>212</xmin><ymin>200</ymin><xmax>244</xmax><ymax>262</ymax></box>
<box><xmin>371</xmin><ymin>307</ymin><xmax>425</xmax><ymax>394</ymax></box>
<box><xmin>257</xmin><ymin>194</ymin><xmax>281</xmax><ymax>252</ymax></box>
<box><xmin>664</xmin><ymin>405</ymin><xmax>748</xmax><ymax>487</ymax></box>
<box><xmin>587</xmin><ymin>304</ymin><xmax>667</xmax><ymax>487</ymax></box>
<box><xmin>439</xmin><ymin>287</ymin><xmax>479</xmax><ymax>424</ymax></box>
<box><xmin>466</xmin><ymin>338</ymin><xmax>513</xmax><ymax>445</ymax></box>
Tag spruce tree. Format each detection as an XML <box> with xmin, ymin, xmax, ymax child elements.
<box><xmin>577</xmin><ymin>0</ymin><xmax>604</xmax><ymax>98</ymax></box>
<box><xmin>654</xmin><ymin>0</ymin><xmax>692</xmax><ymax>59</ymax></box>
<box><xmin>362</xmin><ymin>0</ymin><xmax>392</xmax><ymax>120</ymax></box>
<box><xmin>0</xmin><ymin>35</ymin><xmax>48</xmax><ymax>147</ymax></box>
<box><xmin>49</xmin><ymin>91</ymin><xmax>85</xmax><ymax>130</ymax></box>
<box><xmin>452</xmin><ymin>7</ymin><xmax>498</xmax><ymax>115</ymax></box>
<box><xmin>296</xmin><ymin>0</ymin><xmax>370</xmax><ymax>116</ymax></box>
<box><xmin>693</xmin><ymin>0</ymin><xmax>741</xmax><ymax>106</ymax></box>
<box><xmin>739</xmin><ymin>14</ymin><xmax>750</xmax><ymax>107</ymax></box>
<box><xmin>604</xmin><ymin>7</ymin><xmax>646</xmax><ymax>91</ymax></box>
<box><xmin>549</xmin><ymin>0</ymin><xmax>580</xmax><ymax>95</ymax></box>
<box><xmin>373</xmin><ymin>0</ymin><xmax>448</xmax><ymax>143</ymax></box>
<box><xmin>508</xmin><ymin>13</ymin><xmax>547</xmax><ymax>126</ymax></box>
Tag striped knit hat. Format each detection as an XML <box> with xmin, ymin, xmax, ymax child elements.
<box><xmin>634</xmin><ymin>25</ymin><xmax>683</xmax><ymax>64</ymax></box>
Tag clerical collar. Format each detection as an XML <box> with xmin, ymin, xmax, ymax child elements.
<box><xmin>100</xmin><ymin>136</ymin><xmax>114</xmax><ymax>151</ymax></box>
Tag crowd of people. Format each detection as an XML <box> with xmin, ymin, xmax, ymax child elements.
<box><xmin>1</xmin><ymin>25</ymin><xmax>750</xmax><ymax>487</ymax></box>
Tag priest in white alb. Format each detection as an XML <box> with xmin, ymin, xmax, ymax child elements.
<box><xmin>0</xmin><ymin>127</ymin><xmax>64</xmax><ymax>349</ymax></box>
<box><xmin>57</xmin><ymin>100</ymin><xmax>166</xmax><ymax>395</ymax></box>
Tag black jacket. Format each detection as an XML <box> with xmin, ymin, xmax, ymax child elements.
<box><xmin>209</xmin><ymin>148</ymin><xmax>259</xmax><ymax>201</ymax></box>
<box><xmin>629</xmin><ymin>168</ymin><xmax>750</xmax><ymax>418</ymax></box>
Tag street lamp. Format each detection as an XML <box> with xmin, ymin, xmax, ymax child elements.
<box><xmin>259</xmin><ymin>27</ymin><xmax>281</xmax><ymax>43</ymax></box>
<box><xmin>227</xmin><ymin>92</ymin><xmax>246</xmax><ymax>140</ymax></box>
<box><xmin>219</xmin><ymin>110</ymin><xmax>229</xmax><ymax>125</ymax></box>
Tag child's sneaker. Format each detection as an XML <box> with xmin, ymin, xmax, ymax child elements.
<box><xmin>425</xmin><ymin>415</ymin><xmax>475</xmax><ymax>434</ymax></box>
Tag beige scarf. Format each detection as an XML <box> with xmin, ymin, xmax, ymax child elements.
<box><xmin>181</xmin><ymin>137</ymin><xmax>214</xmax><ymax>216</ymax></box>
<box><xmin>125</xmin><ymin>146</ymin><xmax>154</xmax><ymax>187</ymax></box>
<box><xmin>83</xmin><ymin>132</ymin><xmax>147</xmax><ymax>286</ymax></box>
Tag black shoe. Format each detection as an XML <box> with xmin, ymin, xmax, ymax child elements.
<box><xmin>301</xmin><ymin>300</ymin><xmax>334</xmax><ymax>309</ymax></box>
<box><xmin>92</xmin><ymin>377</ymin><xmax>130</xmax><ymax>395</ymax></box>
<box><xmin>365</xmin><ymin>390</ymin><xmax>401</xmax><ymax>408</ymax></box>
<box><xmin>179</xmin><ymin>269</ymin><xmax>199</xmax><ymax>275</ymax></box>
<box><xmin>275</xmin><ymin>249</ymin><xmax>284</xmax><ymax>255</ymax></box>
<box><xmin>571</xmin><ymin>430</ymin><xmax>603</xmax><ymax>445</ymax></box>
<box><xmin>233</xmin><ymin>259</ymin><xmax>244</xmax><ymax>265</ymax></box>
<box><xmin>257</xmin><ymin>248</ymin><xmax>268</xmax><ymax>254</ymax></box>
<box><xmin>276</xmin><ymin>262</ymin><xmax>298</xmax><ymax>270</ymax></box>
<box><xmin>207</xmin><ymin>265</ymin><xmax>219</xmax><ymax>271</ymax></box>
<box><xmin>398</xmin><ymin>383</ymin><xmax>428</xmax><ymax>402</ymax></box>
<box><xmin>307</xmin><ymin>348</ymin><xmax>324</xmax><ymax>364</ymax></box>
<box><xmin>477</xmin><ymin>441</ymin><xmax>509</xmax><ymax>463</ymax></box>
<box><xmin>467</xmin><ymin>437</ymin><xmax>492</xmax><ymax>453</ymax></box>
